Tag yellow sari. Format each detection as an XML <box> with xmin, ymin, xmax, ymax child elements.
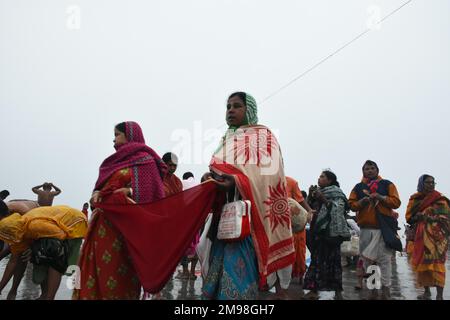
<box><xmin>0</xmin><ymin>205</ymin><xmax>87</xmax><ymax>254</ymax></box>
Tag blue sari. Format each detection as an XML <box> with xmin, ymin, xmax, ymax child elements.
<box><xmin>202</xmin><ymin>236</ymin><xmax>259</xmax><ymax>300</ymax></box>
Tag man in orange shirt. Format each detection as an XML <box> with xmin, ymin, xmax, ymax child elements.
<box><xmin>286</xmin><ymin>176</ymin><xmax>314</xmax><ymax>294</ymax></box>
<box><xmin>348</xmin><ymin>160</ymin><xmax>401</xmax><ymax>300</ymax></box>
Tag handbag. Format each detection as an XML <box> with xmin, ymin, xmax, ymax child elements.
<box><xmin>196</xmin><ymin>213</ymin><xmax>213</xmax><ymax>279</ymax></box>
<box><xmin>288</xmin><ymin>198</ymin><xmax>308</xmax><ymax>233</ymax></box>
<box><xmin>217</xmin><ymin>187</ymin><xmax>251</xmax><ymax>242</ymax></box>
<box><xmin>376</xmin><ymin>210</ymin><xmax>403</xmax><ymax>252</ymax></box>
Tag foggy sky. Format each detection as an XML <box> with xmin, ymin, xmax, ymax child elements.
<box><xmin>1</xmin><ymin>0</ymin><xmax>449</xmax><ymax>231</ymax></box>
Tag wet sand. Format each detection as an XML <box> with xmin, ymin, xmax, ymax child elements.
<box><xmin>1</xmin><ymin>252</ymin><xmax>449</xmax><ymax>300</ymax></box>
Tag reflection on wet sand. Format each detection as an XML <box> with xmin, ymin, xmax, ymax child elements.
<box><xmin>0</xmin><ymin>252</ymin><xmax>449</xmax><ymax>300</ymax></box>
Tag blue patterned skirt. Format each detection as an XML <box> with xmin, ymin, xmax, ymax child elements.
<box><xmin>202</xmin><ymin>236</ymin><xmax>259</xmax><ymax>300</ymax></box>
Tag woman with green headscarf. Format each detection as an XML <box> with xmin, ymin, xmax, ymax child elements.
<box><xmin>201</xmin><ymin>92</ymin><xmax>295</xmax><ymax>300</ymax></box>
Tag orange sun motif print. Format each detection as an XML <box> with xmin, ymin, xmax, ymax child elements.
<box><xmin>263</xmin><ymin>179</ymin><xmax>291</xmax><ymax>232</ymax></box>
<box><xmin>232</xmin><ymin>128</ymin><xmax>279</xmax><ymax>166</ymax></box>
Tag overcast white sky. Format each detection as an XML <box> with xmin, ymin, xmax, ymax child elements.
<box><xmin>1</xmin><ymin>0</ymin><xmax>449</xmax><ymax>231</ymax></box>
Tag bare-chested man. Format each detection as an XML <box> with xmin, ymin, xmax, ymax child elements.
<box><xmin>32</xmin><ymin>183</ymin><xmax>61</xmax><ymax>206</ymax></box>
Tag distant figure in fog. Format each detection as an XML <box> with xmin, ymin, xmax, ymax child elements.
<box><xmin>32</xmin><ymin>183</ymin><xmax>62</xmax><ymax>206</ymax></box>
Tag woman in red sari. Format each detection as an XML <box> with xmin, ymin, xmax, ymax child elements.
<box><xmin>406</xmin><ymin>174</ymin><xmax>450</xmax><ymax>300</ymax></box>
<box><xmin>73</xmin><ymin>121</ymin><xmax>166</xmax><ymax>300</ymax></box>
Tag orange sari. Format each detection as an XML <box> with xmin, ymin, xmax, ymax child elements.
<box><xmin>286</xmin><ymin>177</ymin><xmax>307</xmax><ymax>278</ymax></box>
<box><xmin>406</xmin><ymin>191</ymin><xmax>450</xmax><ymax>288</ymax></box>
<box><xmin>163</xmin><ymin>174</ymin><xmax>183</xmax><ymax>197</ymax></box>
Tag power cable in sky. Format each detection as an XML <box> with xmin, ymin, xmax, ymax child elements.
<box><xmin>260</xmin><ymin>0</ymin><xmax>414</xmax><ymax>104</ymax></box>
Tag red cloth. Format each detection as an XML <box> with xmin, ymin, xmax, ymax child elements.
<box><xmin>75</xmin><ymin>169</ymin><xmax>143</xmax><ymax>300</ymax></box>
<box><xmin>411</xmin><ymin>222</ymin><xmax>425</xmax><ymax>268</ymax></box>
<box><xmin>97</xmin><ymin>181</ymin><xmax>221</xmax><ymax>293</ymax></box>
<box><xmin>418</xmin><ymin>191</ymin><xmax>442</xmax><ymax>212</ymax></box>
<box><xmin>95</xmin><ymin>121</ymin><xmax>166</xmax><ymax>203</ymax></box>
<box><xmin>411</xmin><ymin>191</ymin><xmax>443</xmax><ymax>267</ymax></box>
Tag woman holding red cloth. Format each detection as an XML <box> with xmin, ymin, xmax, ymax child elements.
<box><xmin>201</xmin><ymin>92</ymin><xmax>295</xmax><ymax>300</ymax></box>
<box><xmin>73</xmin><ymin>121</ymin><xmax>166</xmax><ymax>300</ymax></box>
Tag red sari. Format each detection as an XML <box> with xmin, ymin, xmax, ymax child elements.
<box><xmin>73</xmin><ymin>121</ymin><xmax>166</xmax><ymax>300</ymax></box>
<box><xmin>74</xmin><ymin>169</ymin><xmax>142</xmax><ymax>300</ymax></box>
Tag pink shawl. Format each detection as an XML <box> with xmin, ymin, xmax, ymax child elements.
<box><xmin>94</xmin><ymin>121</ymin><xmax>166</xmax><ymax>203</ymax></box>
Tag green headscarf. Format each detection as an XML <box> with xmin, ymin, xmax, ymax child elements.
<box><xmin>215</xmin><ymin>92</ymin><xmax>259</xmax><ymax>155</ymax></box>
<box><xmin>229</xmin><ymin>92</ymin><xmax>259</xmax><ymax>130</ymax></box>
<box><xmin>244</xmin><ymin>93</ymin><xmax>258</xmax><ymax>126</ymax></box>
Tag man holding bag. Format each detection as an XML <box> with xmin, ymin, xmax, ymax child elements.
<box><xmin>348</xmin><ymin>160</ymin><xmax>401</xmax><ymax>300</ymax></box>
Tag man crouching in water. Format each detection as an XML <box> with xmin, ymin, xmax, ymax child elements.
<box><xmin>0</xmin><ymin>200</ymin><xmax>87</xmax><ymax>300</ymax></box>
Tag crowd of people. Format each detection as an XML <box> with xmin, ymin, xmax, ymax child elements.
<box><xmin>0</xmin><ymin>91</ymin><xmax>449</xmax><ymax>300</ymax></box>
